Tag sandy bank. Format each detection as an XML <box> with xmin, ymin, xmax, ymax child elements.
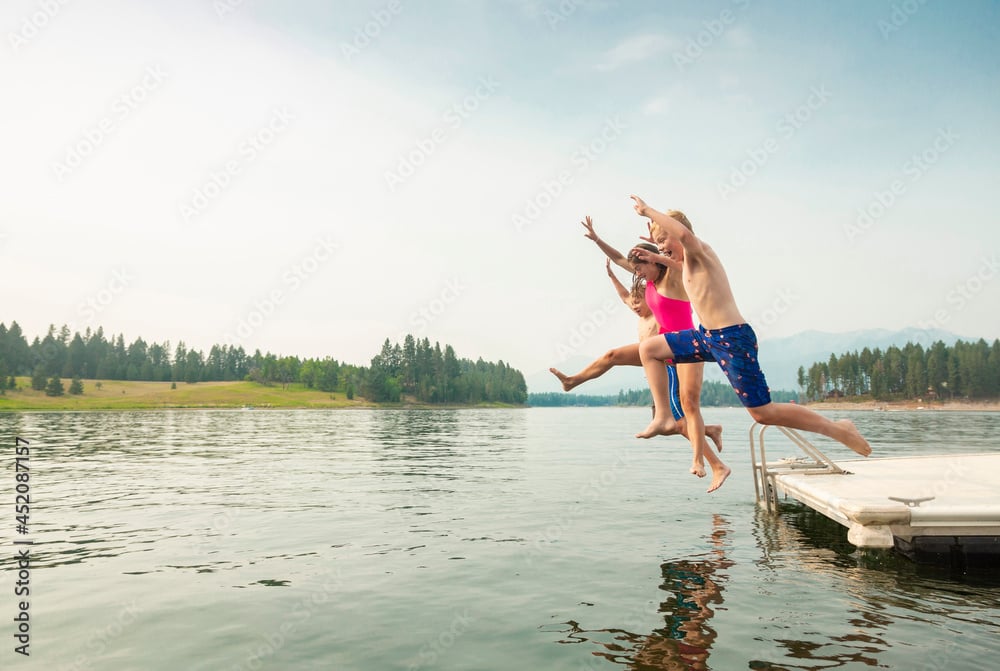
<box><xmin>807</xmin><ymin>399</ymin><xmax>1000</xmax><ymax>412</ymax></box>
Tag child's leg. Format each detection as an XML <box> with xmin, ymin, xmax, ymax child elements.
<box><xmin>677</xmin><ymin>362</ymin><xmax>730</xmax><ymax>492</ymax></box>
<box><xmin>666</xmin><ymin>364</ymin><xmax>722</xmax><ymax>450</ymax></box>
<box><xmin>747</xmin><ymin>403</ymin><xmax>872</xmax><ymax>456</ymax></box>
<box><xmin>550</xmin><ymin>342</ymin><xmax>641</xmax><ymax>391</ymax></box>
<box><xmin>636</xmin><ymin>336</ymin><xmax>679</xmax><ymax>438</ymax></box>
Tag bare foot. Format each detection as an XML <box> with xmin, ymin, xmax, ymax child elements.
<box><xmin>690</xmin><ymin>461</ymin><xmax>706</xmax><ymax>478</ymax></box>
<box><xmin>548</xmin><ymin>367</ymin><xmax>577</xmax><ymax>392</ymax></box>
<box><xmin>706</xmin><ymin>424</ymin><xmax>723</xmax><ymax>453</ymax></box>
<box><xmin>636</xmin><ymin>418</ymin><xmax>676</xmax><ymax>439</ymax></box>
<box><xmin>707</xmin><ymin>464</ymin><xmax>731</xmax><ymax>493</ymax></box>
<box><xmin>837</xmin><ymin>419</ymin><xmax>872</xmax><ymax>457</ymax></box>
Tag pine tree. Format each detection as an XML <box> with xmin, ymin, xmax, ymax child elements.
<box><xmin>69</xmin><ymin>377</ymin><xmax>84</xmax><ymax>395</ymax></box>
<box><xmin>31</xmin><ymin>366</ymin><xmax>47</xmax><ymax>391</ymax></box>
<box><xmin>45</xmin><ymin>375</ymin><xmax>64</xmax><ymax>397</ymax></box>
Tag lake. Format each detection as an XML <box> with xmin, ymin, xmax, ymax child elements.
<box><xmin>1</xmin><ymin>407</ymin><xmax>998</xmax><ymax>670</ymax></box>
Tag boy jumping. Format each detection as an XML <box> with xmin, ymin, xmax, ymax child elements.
<box><xmin>629</xmin><ymin>195</ymin><xmax>872</xmax><ymax>493</ymax></box>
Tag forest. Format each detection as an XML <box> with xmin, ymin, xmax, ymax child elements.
<box><xmin>798</xmin><ymin>338</ymin><xmax>1000</xmax><ymax>402</ymax></box>
<box><xmin>0</xmin><ymin>322</ymin><xmax>527</xmax><ymax>405</ymax></box>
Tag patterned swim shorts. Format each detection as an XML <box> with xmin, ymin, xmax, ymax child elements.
<box><xmin>664</xmin><ymin>324</ymin><xmax>772</xmax><ymax>408</ymax></box>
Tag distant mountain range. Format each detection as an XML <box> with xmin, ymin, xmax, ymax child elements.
<box><xmin>527</xmin><ymin>327</ymin><xmax>973</xmax><ymax>395</ymax></box>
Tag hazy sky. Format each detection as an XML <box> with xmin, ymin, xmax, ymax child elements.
<box><xmin>2</xmin><ymin>0</ymin><xmax>998</xmax><ymax>377</ymax></box>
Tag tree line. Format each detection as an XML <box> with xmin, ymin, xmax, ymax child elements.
<box><xmin>365</xmin><ymin>336</ymin><xmax>526</xmax><ymax>404</ymax></box>
<box><xmin>798</xmin><ymin>338</ymin><xmax>1000</xmax><ymax>402</ymax></box>
<box><xmin>0</xmin><ymin>321</ymin><xmax>526</xmax><ymax>405</ymax></box>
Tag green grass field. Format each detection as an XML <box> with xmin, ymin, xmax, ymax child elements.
<box><xmin>0</xmin><ymin>377</ymin><xmax>372</xmax><ymax>410</ymax></box>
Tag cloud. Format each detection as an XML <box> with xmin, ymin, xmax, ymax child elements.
<box><xmin>641</xmin><ymin>96</ymin><xmax>671</xmax><ymax>116</ymax></box>
<box><xmin>595</xmin><ymin>33</ymin><xmax>675</xmax><ymax>72</ymax></box>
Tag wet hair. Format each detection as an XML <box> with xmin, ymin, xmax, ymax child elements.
<box><xmin>628</xmin><ymin>242</ymin><xmax>666</xmax><ymax>290</ymax></box>
<box><xmin>629</xmin><ymin>275</ymin><xmax>647</xmax><ymax>304</ymax></box>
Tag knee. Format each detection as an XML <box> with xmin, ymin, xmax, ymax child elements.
<box><xmin>747</xmin><ymin>404</ymin><xmax>773</xmax><ymax>424</ymax></box>
<box><xmin>639</xmin><ymin>337</ymin><xmax>660</xmax><ymax>362</ymax></box>
<box><xmin>680</xmin><ymin>389</ymin><xmax>701</xmax><ymax>412</ymax></box>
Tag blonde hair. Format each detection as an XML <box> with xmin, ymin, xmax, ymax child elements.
<box><xmin>649</xmin><ymin>210</ymin><xmax>694</xmax><ymax>236</ymax></box>
<box><xmin>666</xmin><ymin>209</ymin><xmax>693</xmax><ymax>231</ymax></box>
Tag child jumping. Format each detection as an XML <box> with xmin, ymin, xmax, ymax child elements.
<box><xmin>551</xmin><ymin>216</ymin><xmax>724</xmax><ymax>455</ymax></box>
<box><xmin>629</xmin><ymin>195</ymin><xmax>872</xmax><ymax>493</ymax></box>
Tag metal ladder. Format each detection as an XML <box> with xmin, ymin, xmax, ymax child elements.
<box><xmin>749</xmin><ymin>423</ymin><xmax>847</xmax><ymax>512</ymax></box>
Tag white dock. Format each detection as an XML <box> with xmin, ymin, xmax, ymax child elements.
<box><xmin>750</xmin><ymin>425</ymin><xmax>1000</xmax><ymax>561</ymax></box>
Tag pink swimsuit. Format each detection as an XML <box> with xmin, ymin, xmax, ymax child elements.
<box><xmin>645</xmin><ymin>282</ymin><xmax>694</xmax><ymax>333</ymax></box>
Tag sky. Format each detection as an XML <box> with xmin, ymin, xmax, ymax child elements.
<box><xmin>2</xmin><ymin>0</ymin><xmax>999</xmax><ymax>379</ymax></box>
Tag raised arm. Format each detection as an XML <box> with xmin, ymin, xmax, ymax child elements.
<box><xmin>638</xmin><ymin>221</ymin><xmax>683</xmax><ymax>271</ymax></box>
<box><xmin>605</xmin><ymin>258</ymin><xmax>631</xmax><ymax>305</ymax></box>
<box><xmin>581</xmin><ymin>215</ymin><xmax>633</xmax><ymax>272</ymax></box>
<box><xmin>630</xmin><ymin>245</ymin><xmax>682</xmax><ymax>272</ymax></box>
<box><xmin>630</xmin><ymin>195</ymin><xmax>704</xmax><ymax>256</ymax></box>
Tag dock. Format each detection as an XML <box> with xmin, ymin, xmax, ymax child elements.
<box><xmin>750</xmin><ymin>424</ymin><xmax>1000</xmax><ymax>564</ymax></box>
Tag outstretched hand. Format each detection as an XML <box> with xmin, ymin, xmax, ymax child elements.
<box><xmin>630</xmin><ymin>195</ymin><xmax>649</xmax><ymax>218</ymax></box>
<box><xmin>639</xmin><ymin>219</ymin><xmax>655</xmax><ymax>244</ymax></box>
<box><xmin>629</xmin><ymin>245</ymin><xmax>654</xmax><ymax>263</ymax></box>
<box><xmin>605</xmin><ymin>258</ymin><xmax>614</xmax><ymax>276</ymax></box>
<box><xmin>580</xmin><ymin>215</ymin><xmax>598</xmax><ymax>241</ymax></box>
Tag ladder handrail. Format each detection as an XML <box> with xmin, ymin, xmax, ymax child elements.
<box><xmin>750</xmin><ymin>423</ymin><xmax>846</xmax><ymax>512</ymax></box>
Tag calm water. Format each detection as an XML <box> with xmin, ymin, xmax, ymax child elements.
<box><xmin>1</xmin><ymin>407</ymin><xmax>998</xmax><ymax>670</ymax></box>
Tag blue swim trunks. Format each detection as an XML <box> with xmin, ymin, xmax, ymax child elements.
<box><xmin>666</xmin><ymin>363</ymin><xmax>683</xmax><ymax>420</ymax></box>
<box><xmin>664</xmin><ymin>324</ymin><xmax>772</xmax><ymax>408</ymax></box>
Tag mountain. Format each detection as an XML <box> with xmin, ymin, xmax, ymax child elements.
<box><xmin>526</xmin><ymin>327</ymin><xmax>972</xmax><ymax>395</ymax></box>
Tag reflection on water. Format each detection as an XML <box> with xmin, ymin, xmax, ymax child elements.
<box><xmin>749</xmin><ymin>503</ymin><xmax>1000</xmax><ymax>670</ymax></box>
<box><xmin>554</xmin><ymin>515</ymin><xmax>733</xmax><ymax>670</ymax></box>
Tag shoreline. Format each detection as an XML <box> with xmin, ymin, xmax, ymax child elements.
<box><xmin>806</xmin><ymin>399</ymin><xmax>1000</xmax><ymax>412</ymax></box>
<box><xmin>0</xmin><ymin>377</ymin><xmax>523</xmax><ymax>411</ymax></box>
